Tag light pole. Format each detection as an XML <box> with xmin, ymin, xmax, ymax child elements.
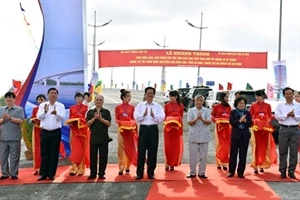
<box><xmin>186</xmin><ymin>13</ymin><xmax>208</xmax><ymax>86</ymax></box>
<box><xmin>154</xmin><ymin>36</ymin><xmax>169</xmax><ymax>94</ymax></box>
<box><xmin>88</xmin><ymin>10</ymin><xmax>112</xmax><ymax>86</ymax></box>
<box><xmin>277</xmin><ymin>0</ymin><xmax>283</xmax><ymax>99</ymax></box>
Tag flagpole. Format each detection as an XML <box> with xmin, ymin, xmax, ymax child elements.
<box><xmin>132</xmin><ymin>66</ymin><xmax>136</xmax><ymax>90</ymax></box>
<box><xmin>277</xmin><ymin>0</ymin><xmax>283</xmax><ymax>99</ymax></box>
<box><xmin>154</xmin><ymin>36</ymin><xmax>168</xmax><ymax>94</ymax></box>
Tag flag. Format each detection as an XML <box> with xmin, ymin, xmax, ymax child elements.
<box><xmin>170</xmin><ymin>85</ymin><xmax>173</xmax><ymax>90</ymax></box>
<box><xmin>12</xmin><ymin>79</ymin><xmax>22</xmax><ymax>96</ymax></box>
<box><xmin>218</xmin><ymin>84</ymin><xmax>224</xmax><ymax>90</ymax></box>
<box><xmin>94</xmin><ymin>80</ymin><xmax>103</xmax><ymax>95</ymax></box>
<box><xmin>267</xmin><ymin>83</ymin><xmax>274</xmax><ymax>99</ymax></box>
<box><xmin>147</xmin><ymin>81</ymin><xmax>151</xmax><ymax>87</ymax></box>
<box><xmin>227</xmin><ymin>82</ymin><xmax>232</xmax><ymax>90</ymax></box>
<box><xmin>186</xmin><ymin>83</ymin><xmax>190</xmax><ymax>88</ymax></box>
<box><xmin>246</xmin><ymin>83</ymin><xmax>253</xmax><ymax>90</ymax></box>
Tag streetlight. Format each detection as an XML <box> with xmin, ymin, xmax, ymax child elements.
<box><xmin>88</xmin><ymin>10</ymin><xmax>112</xmax><ymax>88</ymax></box>
<box><xmin>186</xmin><ymin>13</ymin><xmax>208</xmax><ymax>86</ymax></box>
<box><xmin>154</xmin><ymin>36</ymin><xmax>168</xmax><ymax>94</ymax></box>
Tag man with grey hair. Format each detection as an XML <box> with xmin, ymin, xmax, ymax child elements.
<box><xmin>186</xmin><ymin>95</ymin><xmax>211</xmax><ymax>179</ymax></box>
<box><xmin>0</xmin><ymin>92</ymin><xmax>24</xmax><ymax>180</ymax></box>
<box><xmin>86</xmin><ymin>94</ymin><xmax>111</xmax><ymax>180</ymax></box>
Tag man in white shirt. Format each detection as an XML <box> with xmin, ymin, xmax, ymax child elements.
<box><xmin>134</xmin><ymin>87</ymin><xmax>165</xmax><ymax>180</ymax></box>
<box><xmin>36</xmin><ymin>88</ymin><xmax>65</xmax><ymax>181</ymax></box>
<box><xmin>275</xmin><ymin>87</ymin><xmax>300</xmax><ymax>179</ymax></box>
<box><xmin>83</xmin><ymin>92</ymin><xmax>95</xmax><ymax>110</ymax></box>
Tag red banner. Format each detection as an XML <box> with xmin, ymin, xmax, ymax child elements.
<box><xmin>98</xmin><ymin>49</ymin><xmax>267</xmax><ymax>69</ymax></box>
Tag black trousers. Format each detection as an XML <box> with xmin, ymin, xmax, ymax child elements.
<box><xmin>228</xmin><ymin>138</ymin><xmax>249</xmax><ymax>175</ymax></box>
<box><xmin>90</xmin><ymin>143</ymin><xmax>108</xmax><ymax>177</ymax></box>
<box><xmin>40</xmin><ymin>128</ymin><xmax>61</xmax><ymax>177</ymax></box>
<box><xmin>136</xmin><ymin>125</ymin><xmax>159</xmax><ymax>177</ymax></box>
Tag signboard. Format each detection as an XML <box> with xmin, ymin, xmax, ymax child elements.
<box><xmin>206</xmin><ymin>81</ymin><xmax>215</xmax><ymax>86</ymax></box>
<box><xmin>99</xmin><ymin>49</ymin><xmax>267</xmax><ymax>69</ymax></box>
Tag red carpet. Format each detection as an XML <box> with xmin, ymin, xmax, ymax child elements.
<box><xmin>0</xmin><ymin>164</ymin><xmax>298</xmax><ymax>199</ymax></box>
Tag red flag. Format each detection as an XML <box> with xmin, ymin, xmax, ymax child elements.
<box><xmin>12</xmin><ymin>79</ymin><xmax>22</xmax><ymax>96</ymax></box>
<box><xmin>218</xmin><ymin>84</ymin><xmax>224</xmax><ymax>90</ymax></box>
<box><xmin>227</xmin><ymin>82</ymin><xmax>233</xmax><ymax>90</ymax></box>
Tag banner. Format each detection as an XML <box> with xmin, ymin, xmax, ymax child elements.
<box><xmin>197</xmin><ymin>76</ymin><xmax>204</xmax><ymax>86</ymax></box>
<box><xmin>99</xmin><ymin>49</ymin><xmax>268</xmax><ymax>69</ymax></box>
<box><xmin>218</xmin><ymin>84</ymin><xmax>224</xmax><ymax>90</ymax></box>
<box><xmin>17</xmin><ymin>0</ymin><xmax>87</xmax><ymax>156</ymax></box>
<box><xmin>246</xmin><ymin>83</ymin><xmax>253</xmax><ymax>90</ymax></box>
<box><xmin>273</xmin><ymin>60</ymin><xmax>287</xmax><ymax>90</ymax></box>
<box><xmin>227</xmin><ymin>82</ymin><xmax>233</xmax><ymax>90</ymax></box>
<box><xmin>12</xmin><ymin>79</ymin><xmax>22</xmax><ymax>96</ymax></box>
<box><xmin>267</xmin><ymin>83</ymin><xmax>274</xmax><ymax>99</ymax></box>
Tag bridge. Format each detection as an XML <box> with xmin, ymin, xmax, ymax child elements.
<box><xmin>34</xmin><ymin>69</ymin><xmax>84</xmax><ymax>86</ymax></box>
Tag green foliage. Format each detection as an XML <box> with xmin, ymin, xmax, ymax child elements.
<box><xmin>22</xmin><ymin>119</ymin><xmax>33</xmax><ymax>152</ymax></box>
<box><xmin>45</xmin><ymin>79</ymin><xmax>84</xmax><ymax>86</ymax></box>
<box><xmin>0</xmin><ymin>96</ymin><xmax>4</xmax><ymax>106</ymax></box>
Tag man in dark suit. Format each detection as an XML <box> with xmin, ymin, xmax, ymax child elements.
<box><xmin>227</xmin><ymin>96</ymin><xmax>252</xmax><ymax>178</ymax></box>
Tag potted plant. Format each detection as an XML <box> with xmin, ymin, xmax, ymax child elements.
<box><xmin>21</xmin><ymin>118</ymin><xmax>33</xmax><ymax>160</ymax></box>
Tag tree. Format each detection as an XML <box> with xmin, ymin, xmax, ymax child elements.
<box><xmin>0</xmin><ymin>96</ymin><xmax>4</xmax><ymax>106</ymax></box>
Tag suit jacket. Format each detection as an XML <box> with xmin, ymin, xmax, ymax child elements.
<box><xmin>229</xmin><ymin>109</ymin><xmax>252</xmax><ymax>140</ymax></box>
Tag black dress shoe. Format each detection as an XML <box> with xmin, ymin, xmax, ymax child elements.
<box><xmin>108</xmin><ymin>138</ymin><xmax>113</xmax><ymax>143</ymax></box>
<box><xmin>170</xmin><ymin>166</ymin><xmax>174</xmax><ymax>171</ymax></box>
<box><xmin>254</xmin><ymin>170</ymin><xmax>258</xmax><ymax>174</ymax></box>
<box><xmin>222</xmin><ymin>166</ymin><xmax>228</xmax><ymax>171</ymax></box>
<box><xmin>227</xmin><ymin>173</ymin><xmax>234</xmax><ymax>177</ymax></box>
<box><xmin>280</xmin><ymin>172</ymin><xmax>287</xmax><ymax>178</ymax></box>
<box><xmin>260</xmin><ymin>169</ymin><xmax>264</xmax><ymax>173</ymax></box>
<box><xmin>11</xmin><ymin>176</ymin><xmax>18</xmax><ymax>180</ymax></box>
<box><xmin>87</xmin><ymin>175</ymin><xmax>97</xmax><ymax>180</ymax></box>
<box><xmin>217</xmin><ymin>165</ymin><xmax>222</xmax><ymax>170</ymax></box>
<box><xmin>98</xmin><ymin>176</ymin><xmax>106</xmax><ymax>179</ymax></box>
<box><xmin>238</xmin><ymin>174</ymin><xmax>245</xmax><ymax>178</ymax></box>
<box><xmin>186</xmin><ymin>174</ymin><xmax>196</xmax><ymax>178</ymax></box>
<box><xmin>37</xmin><ymin>176</ymin><xmax>47</xmax><ymax>181</ymax></box>
<box><xmin>165</xmin><ymin>166</ymin><xmax>169</xmax><ymax>171</ymax></box>
<box><xmin>118</xmin><ymin>171</ymin><xmax>123</xmax><ymax>175</ymax></box>
<box><xmin>135</xmin><ymin>176</ymin><xmax>143</xmax><ymax>180</ymax></box>
<box><xmin>0</xmin><ymin>176</ymin><xmax>9</xmax><ymax>180</ymax></box>
<box><xmin>125</xmin><ymin>169</ymin><xmax>130</xmax><ymax>173</ymax></box>
<box><xmin>48</xmin><ymin>176</ymin><xmax>55</xmax><ymax>180</ymax></box>
<box><xmin>198</xmin><ymin>174</ymin><xmax>208</xmax><ymax>179</ymax></box>
<box><xmin>148</xmin><ymin>176</ymin><xmax>155</xmax><ymax>179</ymax></box>
<box><xmin>288</xmin><ymin>173</ymin><xmax>296</xmax><ymax>179</ymax></box>
<box><xmin>69</xmin><ymin>173</ymin><xmax>76</xmax><ymax>176</ymax></box>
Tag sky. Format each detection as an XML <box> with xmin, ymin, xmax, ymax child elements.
<box><xmin>0</xmin><ymin>0</ymin><xmax>299</xmax><ymax>95</ymax></box>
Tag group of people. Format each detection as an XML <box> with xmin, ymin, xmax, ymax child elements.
<box><xmin>0</xmin><ymin>86</ymin><xmax>299</xmax><ymax>181</ymax></box>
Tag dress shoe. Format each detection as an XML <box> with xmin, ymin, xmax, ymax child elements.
<box><xmin>11</xmin><ymin>176</ymin><xmax>18</xmax><ymax>180</ymax></box>
<box><xmin>198</xmin><ymin>174</ymin><xmax>208</xmax><ymax>179</ymax></box>
<box><xmin>33</xmin><ymin>171</ymin><xmax>39</xmax><ymax>175</ymax></box>
<box><xmin>135</xmin><ymin>176</ymin><xmax>143</xmax><ymax>180</ymax></box>
<box><xmin>87</xmin><ymin>175</ymin><xmax>97</xmax><ymax>180</ymax></box>
<box><xmin>48</xmin><ymin>176</ymin><xmax>55</xmax><ymax>180</ymax></box>
<box><xmin>0</xmin><ymin>176</ymin><xmax>9</xmax><ymax>180</ymax></box>
<box><xmin>222</xmin><ymin>166</ymin><xmax>228</xmax><ymax>171</ymax></box>
<box><xmin>37</xmin><ymin>176</ymin><xmax>47</xmax><ymax>181</ymax></box>
<box><xmin>170</xmin><ymin>166</ymin><xmax>174</xmax><ymax>171</ymax></box>
<box><xmin>108</xmin><ymin>138</ymin><xmax>113</xmax><ymax>143</ymax></box>
<box><xmin>227</xmin><ymin>173</ymin><xmax>234</xmax><ymax>177</ymax></box>
<box><xmin>148</xmin><ymin>176</ymin><xmax>155</xmax><ymax>179</ymax></box>
<box><xmin>254</xmin><ymin>170</ymin><xmax>258</xmax><ymax>174</ymax></box>
<box><xmin>165</xmin><ymin>166</ymin><xmax>169</xmax><ymax>171</ymax></box>
<box><xmin>280</xmin><ymin>172</ymin><xmax>287</xmax><ymax>178</ymax></box>
<box><xmin>238</xmin><ymin>174</ymin><xmax>245</xmax><ymax>178</ymax></box>
<box><xmin>186</xmin><ymin>174</ymin><xmax>196</xmax><ymax>178</ymax></box>
<box><xmin>69</xmin><ymin>173</ymin><xmax>76</xmax><ymax>176</ymax></box>
<box><xmin>98</xmin><ymin>176</ymin><xmax>106</xmax><ymax>179</ymax></box>
<box><xmin>125</xmin><ymin>169</ymin><xmax>130</xmax><ymax>173</ymax></box>
<box><xmin>288</xmin><ymin>173</ymin><xmax>296</xmax><ymax>179</ymax></box>
<box><xmin>118</xmin><ymin>171</ymin><xmax>123</xmax><ymax>175</ymax></box>
<box><xmin>217</xmin><ymin>165</ymin><xmax>222</xmax><ymax>170</ymax></box>
<box><xmin>260</xmin><ymin>168</ymin><xmax>264</xmax><ymax>173</ymax></box>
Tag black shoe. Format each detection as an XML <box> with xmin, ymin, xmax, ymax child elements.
<box><xmin>48</xmin><ymin>176</ymin><xmax>55</xmax><ymax>180</ymax></box>
<box><xmin>135</xmin><ymin>176</ymin><xmax>143</xmax><ymax>180</ymax></box>
<box><xmin>125</xmin><ymin>169</ymin><xmax>130</xmax><ymax>173</ymax></box>
<box><xmin>148</xmin><ymin>175</ymin><xmax>155</xmax><ymax>179</ymax></box>
<box><xmin>69</xmin><ymin>173</ymin><xmax>76</xmax><ymax>176</ymax></box>
<box><xmin>33</xmin><ymin>171</ymin><xmax>39</xmax><ymax>175</ymax></box>
<box><xmin>222</xmin><ymin>166</ymin><xmax>228</xmax><ymax>171</ymax></box>
<box><xmin>198</xmin><ymin>174</ymin><xmax>208</xmax><ymax>179</ymax></box>
<box><xmin>98</xmin><ymin>176</ymin><xmax>106</xmax><ymax>179</ymax></box>
<box><xmin>11</xmin><ymin>176</ymin><xmax>18</xmax><ymax>180</ymax></box>
<box><xmin>87</xmin><ymin>175</ymin><xmax>97</xmax><ymax>180</ymax></box>
<box><xmin>165</xmin><ymin>166</ymin><xmax>169</xmax><ymax>171</ymax></box>
<box><xmin>254</xmin><ymin>170</ymin><xmax>258</xmax><ymax>174</ymax></box>
<box><xmin>0</xmin><ymin>176</ymin><xmax>9</xmax><ymax>180</ymax></box>
<box><xmin>260</xmin><ymin>169</ymin><xmax>264</xmax><ymax>173</ymax></box>
<box><xmin>118</xmin><ymin>171</ymin><xmax>123</xmax><ymax>175</ymax></box>
<box><xmin>217</xmin><ymin>165</ymin><xmax>222</xmax><ymax>170</ymax></box>
<box><xmin>288</xmin><ymin>172</ymin><xmax>296</xmax><ymax>179</ymax></box>
<box><xmin>280</xmin><ymin>172</ymin><xmax>287</xmax><ymax>178</ymax></box>
<box><xmin>227</xmin><ymin>173</ymin><xmax>234</xmax><ymax>177</ymax></box>
<box><xmin>170</xmin><ymin>166</ymin><xmax>174</xmax><ymax>171</ymax></box>
<box><xmin>37</xmin><ymin>176</ymin><xmax>47</xmax><ymax>181</ymax></box>
<box><xmin>238</xmin><ymin>174</ymin><xmax>245</xmax><ymax>178</ymax></box>
<box><xmin>186</xmin><ymin>174</ymin><xmax>196</xmax><ymax>178</ymax></box>
<box><xmin>108</xmin><ymin>138</ymin><xmax>113</xmax><ymax>143</ymax></box>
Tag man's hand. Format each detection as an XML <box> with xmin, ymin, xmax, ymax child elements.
<box><xmin>150</xmin><ymin>108</ymin><xmax>154</xmax><ymax>117</ymax></box>
<box><xmin>44</xmin><ymin>104</ymin><xmax>49</xmax><ymax>113</ymax></box>
<box><xmin>2</xmin><ymin>113</ymin><xmax>10</xmax><ymax>120</ymax></box>
<box><xmin>143</xmin><ymin>108</ymin><xmax>148</xmax><ymax>116</ymax></box>
<box><xmin>287</xmin><ymin>109</ymin><xmax>295</xmax><ymax>117</ymax></box>
<box><xmin>97</xmin><ymin>112</ymin><xmax>103</xmax><ymax>121</ymax></box>
<box><xmin>94</xmin><ymin>111</ymin><xmax>100</xmax><ymax>119</ymax></box>
<box><xmin>51</xmin><ymin>105</ymin><xmax>57</xmax><ymax>115</ymax></box>
<box><xmin>197</xmin><ymin>112</ymin><xmax>203</xmax><ymax>121</ymax></box>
